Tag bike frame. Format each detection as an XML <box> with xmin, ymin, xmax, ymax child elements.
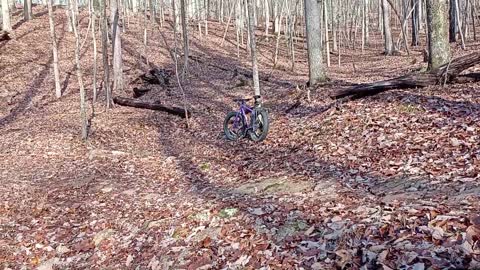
<box><xmin>233</xmin><ymin>101</ymin><xmax>256</xmax><ymax>131</ymax></box>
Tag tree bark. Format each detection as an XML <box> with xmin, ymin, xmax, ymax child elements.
<box><xmin>426</xmin><ymin>0</ymin><xmax>450</xmax><ymax>70</ymax></box>
<box><xmin>180</xmin><ymin>0</ymin><xmax>189</xmax><ymax>77</ymax></box>
<box><xmin>47</xmin><ymin>0</ymin><xmax>61</xmax><ymax>98</ymax></box>
<box><xmin>24</xmin><ymin>0</ymin><xmax>32</xmax><ymax>20</ymax></box>
<box><xmin>2</xmin><ymin>0</ymin><xmax>11</xmax><ymax>31</ymax></box>
<box><xmin>90</xmin><ymin>0</ymin><xmax>98</xmax><ymax>103</ymax></box>
<box><xmin>304</xmin><ymin>0</ymin><xmax>327</xmax><ymax>85</ymax></box>
<box><xmin>246</xmin><ymin>0</ymin><xmax>261</xmax><ymax>97</ymax></box>
<box><xmin>449</xmin><ymin>0</ymin><xmax>457</xmax><ymax>42</ymax></box>
<box><xmin>66</xmin><ymin>0</ymin><xmax>73</xmax><ymax>32</ymax></box>
<box><xmin>111</xmin><ymin>0</ymin><xmax>124</xmax><ymax>92</ymax></box>
<box><xmin>454</xmin><ymin>0</ymin><xmax>466</xmax><ymax>49</ymax></box>
<box><xmin>332</xmin><ymin>52</ymin><xmax>480</xmax><ymax>99</ymax></box>
<box><xmin>324</xmin><ymin>0</ymin><xmax>330</xmax><ymax>66</ymax></box>
<box><xmin>113</xmin><ymin>97</ymin><xmax>191</xmax><ymax>118</ymax></box>
<box><xmin>102</xmin><ymin>0</ymin><xmax>112</xmax><ymax>108</ymax></box>
<box><xmin>412</xmin><ymin>0</ymin><xmax>420</xmax><ymax>46</ymax></box>
<box><xmin>382</xmin><ymin>0</ymin><xmax>394</xmax><ymax>55</ymax></box>
<box><xmin>70</xmin><ymin>1</ymin><xmax>88</xmax><ymax>140</ymax></box>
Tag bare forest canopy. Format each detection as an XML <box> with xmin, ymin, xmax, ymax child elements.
<box><xmin>1</xmin><ymin>0</ymin><xmax>480</xmax><ymax>269</ymax></box>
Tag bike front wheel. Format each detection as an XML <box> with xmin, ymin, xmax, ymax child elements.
<box><xmin>224</xmin><ymin>111</ymin><xmax>246</xmax><ymax>141</ymax></box>
<box><xmin>249</xmin><ymin>108</ymin><xmax>269</xmax><ymax>142</ymax></box>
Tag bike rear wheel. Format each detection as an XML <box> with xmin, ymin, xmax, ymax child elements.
<box><xmin>249</xmin><ymin>108</ymin><xmax>269</xmax><ymax>142</ymax></box>
<box><xmin>223</xmin><ymin>111</ymin><xmax>246</xmax><ymax>141</ymax></box>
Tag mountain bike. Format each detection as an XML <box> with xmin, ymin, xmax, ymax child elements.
<box><xmin>223</xmin><ymin>95</ymin><xmax>269</xmax><ymax>142</ymax></box>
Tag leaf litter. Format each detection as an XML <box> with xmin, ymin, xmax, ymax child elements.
<box><xmin>0</xmin><ymin>7</ymin><xmax>479</xmax><ymax>270</ymax></box>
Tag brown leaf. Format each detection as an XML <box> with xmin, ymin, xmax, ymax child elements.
<box><xmin>73</xmin><ymin>239</ymin><xmax>94</xmax><ymax>252</ymax></box>
<box><xmin>200</xmin><ymin>236</ymin><xmax>212</xmax><ymax>248</ymax></box>
<box><xmin>335</xmin><ymin>249</ymin><xmax>352</xmax><ymax>269</ymax></box>
<box><xmin>466</xmin><ymin>224</ymin><xmax>480</xmax><ymax>246</ymax></box>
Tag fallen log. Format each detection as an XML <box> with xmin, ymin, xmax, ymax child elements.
<box><xmin>132</xmin><ymin>87</ymin><xmax>151</xmax><ymax>98</ymax></box>
<box><xmin>453</xmin><ymin>73</ymin><xmax>480</xmax><ymax>83</ymax></box>
<box><xmin>332</xmin><ymin>52</ymin><xmax>480</xmax><ymax>99</ymax></box>
<box><xmin>0</xmin><ymin>31</ymin><xmax>11</xmax><ymax>42</ymax></box>
<box><xmin>113</xmin><ymin>97</ymin><xmax>191</xmax><ymax>118</ymax></box>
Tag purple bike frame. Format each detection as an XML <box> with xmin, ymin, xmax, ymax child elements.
<box><xmin>233</xmin><ymin>101</ymin><xmax>255</xmax><ymax>130</ymax></box>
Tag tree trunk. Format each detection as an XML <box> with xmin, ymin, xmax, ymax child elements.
<box><xmin>70</xmin><ymin>1</ymin><xmax>88</xmax><ymax>140</ymax></box>
<box><xmin>361</xmin><ymin>0</ymin><xmax>366</xmax><ymax>52</ymax></box>
<box><xmin>264</xmin><ymin>0</ymin><xmax>269</xmax><ymax>39</ymax></box>
<box><xmin>382</xmin><ymin>0</ymin><xmax>394</xmax><ymax>55</ymax></box>
<box><xmin>132</xmin><ymin>0</ymin><xmax>138</xmax><ymax>13</ymax></box>
<box><xmin>180</xmin><ymin>0</ymin><xmax>189</xmax><ymax>77</ymax></box>
<box><xmin>426</xmin><ymin>0</ymin><xmax>450</xmax><ymax>70</ymax></box>
<box><xmin>91</xmin><ymin>2</ymin><xmax>98</xmax><ymax>103</ymax></box>
<box><xmin>412</xmin><ymin>0</ymin><xmax>420</xmax><ymax>45</ymax></box>
<box><xmin>246</xmin><ymin>0</ymin><xmax>261</xmax><ymax>96</ymax></box>
<box><xmin>66</xmin><ymin>0</ymin><xmax>73</xmax><ymax>32</ymax></box>
<box><xmin>273</xmin><ymin>0</ymin><xmax>285</xmax><ymax>68</ymax></box>
<box><xmin>102</xmin><ymin>0</ymin><xmax>112</xmax><ymax>108</ymax></box>
<box><xmin>111</xmin><ymin>0</ymin><xmax>124</xmax><ymax>92</ymax></box>
<box><xmin>324</xmin><ymin>0</ymin><xmax>330</xmax><ymax>66</ymax></box>
<box><xmin>150</xmin><ymin>0</ymin><xmax>155</xmax><ymax>23</ymax></box>
<box><xmin>472</xmin><ymin>0</ymin><xmax>477</xmax><ymax>40</ymax></box>
<box><xmin>304</xmin><ymin>0</ymin><xmax>327</xmax><ymax>85</ymax></box>
<box><xmin>449</xmin><ymin>0</ymin><xmax>457</xmax><ymax>42</ymax></box>
<box><xmin>47</xmin><ymin>0</ymin><xmax>61</xmax><ymax>98</ymax></box>
<box><xmin>24</xmin><ymin>0</ymin><xmax>32</xmax><ymax>20</ymax></box>
<box><xmin>2</xmin><ymin>0</ymin><xmax>11</xmax><ymax>31</ymax></box>
<box><xmin>454</xmin><ymin>0</ymin><xmax>466</xmax><ymax>49</ymax></box>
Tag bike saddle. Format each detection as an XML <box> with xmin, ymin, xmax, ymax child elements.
<box><xmin>233</xmin><ymin>97</ymin><xmax>252</xmax><ymax>102</ymax></box>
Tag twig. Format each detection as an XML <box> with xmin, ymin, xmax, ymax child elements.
<box><xmin>442</xmin><ymin>47</ymin><xmax>458</xmax><ymax>87</ymax></box>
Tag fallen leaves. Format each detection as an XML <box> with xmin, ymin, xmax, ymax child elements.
<box><xmin>0</xmin><ymin>7</ymin><xmax>479</xmax><ymax>270</ymax></box>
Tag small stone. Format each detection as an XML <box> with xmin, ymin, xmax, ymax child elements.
<box><xmin>126</xmin><ymin>254</ymin><xmax>134</xmax><ymax>267</ymax></box>
<box><xmin>450</xmin><ymin>138</ymin><xmax>461</xmax><ymax>147</ymax></box>
<box><xmin>56</xmin><ymin>244</ymin><xmax>70</xmax><ymax>254</ymax></box>
<box><xmin>93</xmin><ymin>229</ymin><xmax>115</xmax><ymax>246</ymax></box>
<box><xmin>101</xmin><ymin>186</ymin><xmax>113</xmax><ymax>193</ymax></box>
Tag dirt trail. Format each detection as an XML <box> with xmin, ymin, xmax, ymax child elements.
<box><xmin>0</xmin><ymin>9</ymin><xmax>479</xmax><ymax>270</ymax></box>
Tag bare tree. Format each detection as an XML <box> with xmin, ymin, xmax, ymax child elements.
<box><xmin>66</xmin><ymin>0</ymin><xmax>73</xmax><ymax>32</ymax></box>
<box><xmin>382</xmin><ymin>0</ymin><xmax>394</xmax><ymax>55</ymax></box>
<box><xmin>24</xmin><ymin>0</ymin><xmax>32</xmax><ymax>20</ymax></box>
<box><xmin>180</xmin><ymin>0</ymin><xmax>189</xmax><ymax>77</ymax></box>
<box><xmin>246</xmin><ymin>0</ymin><xmax>260</xmax><ymax>96</ymax></box>
<box><xmin>426</xmin><ymin>0</ymin><xmax>450</xmax><ymax>70</ymax></box>
<box><xmin>324</xmin><ymin>0</ymin><xmax>330</xmax><ymax>66</ymax></box>
<box><xmin>90</xmin><ymin>0</ymin><xmax>98</xmax><ymax>102</ymax></box>
<box><xmin>70</xmin><ymin>0</ymin><xmax>88</xmax><ymax>140</ymax></box>
<box><xmin>47</xmin><ymin>0</ymin><xmax>61</xmax><ymax>98</ymax></box>
<box><xmin>101</xmin><ymin>0</ymin><xmax>112</xmax><ymax>108</ymax></box>
<box><xmin>412</xmin><ymin>0</ymin><xmax>420</xmax><ymax>46</ymax></box>
<box><xmin>454</xmin><ymin>0</ymin><xmax>466</xmax><ymax>49</ymax></box>
<box><xmin>449</xmin><ymin>0</ymin><xmax>457</xmax><ymax>42</ymax></box>
<box><xmin>2</xmin><ymin>0</ymin><xmax>11</xmax><ymax>31</ymax></box>
<box><xmin>111</xmin><ymin>0</ymin><xmax>124</xmax><ymax>92</ymax></box>
<box><xmin>304</xmin><ymin>0</ymin><xmax>327</xmax><ymax>84</ymax></box>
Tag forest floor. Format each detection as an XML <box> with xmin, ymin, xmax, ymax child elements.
<box><xmin>1</xmin><ymin>7</ymin><xmax>480</xmax><ymax>270</ymax></box>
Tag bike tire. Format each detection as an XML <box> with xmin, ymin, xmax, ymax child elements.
<box><xmin>223</xmin><ymin>111</ymin><xmax>245</xmax><ymax>141</ymax></box>
<box><xmin>249</xmin><ymin>108</ymin><xmax>269</xmax><ymax>142</ymax></box>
